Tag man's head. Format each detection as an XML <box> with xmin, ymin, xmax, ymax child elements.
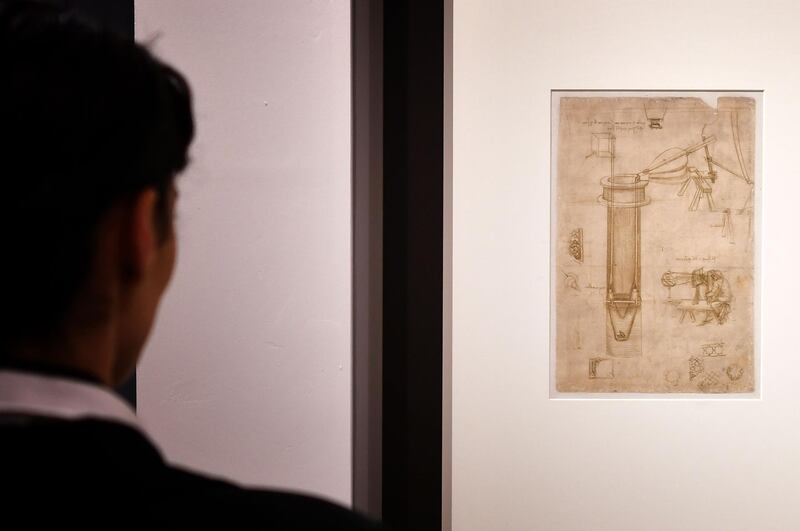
<box><xmin>0</xmin><ymin>1</ymin><xmax>194</xmax><ymax>386</ymax></box>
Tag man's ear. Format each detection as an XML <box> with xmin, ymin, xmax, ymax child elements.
<box><xmin>121</xmin><ymin>187</ymin><xmax>160</xmax><ymax>279</ymax></box>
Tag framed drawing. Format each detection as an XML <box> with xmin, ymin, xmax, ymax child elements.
<box><xmin>449</xmin><ymin>1</ymin><xmax>800</xmax><ymax>529</ymax></box>
<box><xmin>551</xmin><ymin>91</ymin><xmax>760</xmax><ymax>394</ymax></box>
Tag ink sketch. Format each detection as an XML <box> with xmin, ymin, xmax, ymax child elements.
<box><xmin>552</xmin><ymin>91</ymin><xmax>758</xmax><ymax>394</ymax></box>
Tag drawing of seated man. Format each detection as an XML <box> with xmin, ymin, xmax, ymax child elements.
<box><xmin>690</xmin><ymin>268</ymin><xmax>731</xmax><ymax>324</ymax></box>
<box><xmin>662</xmin><ymin>267</ymin><xmax>733</xmax><ymax>325</ymax></box>
<box><xmin>702</xmin><ymin>269</ymin><xmax>731</xmax><ymax>325</ymax></box>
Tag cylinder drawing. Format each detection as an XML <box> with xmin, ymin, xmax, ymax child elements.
<box><xmin>598</xmin><ymin>174</ymin><xmax>649</xmax><ymax>357</ymax></box>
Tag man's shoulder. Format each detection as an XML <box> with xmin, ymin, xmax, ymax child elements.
<box><xmin>155</xmin><ymin>462</ymin><xmax>381</xmax><ymax>529</ymax></box>
<box><xmin>0</xmin><ymin>414</ymin><xmax>381</xmax><ymax>529</ymax></box>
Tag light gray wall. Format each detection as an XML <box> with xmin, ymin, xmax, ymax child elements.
<box><xmin>452</xmin><ymin>1</ymin><xmax>782</xmax><ymax>530</ymax></box>
<box><xmin>134</xmin><ymin>0</ymin><xmax>352</xmax><ymax>506</ymax></box>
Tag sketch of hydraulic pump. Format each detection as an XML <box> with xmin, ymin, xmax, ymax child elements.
<box><xmin>599</xmin><ymin>170</ymin><xmax>648</xmax><ymax>357</ymax></box>
<box><xmin>593</xmin><ymin>112</ymin><xmax>752</xmax><ymax>357</ymax></box>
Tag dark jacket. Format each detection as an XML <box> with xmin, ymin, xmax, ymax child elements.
<box><xmin>0</xmin><ymin>409</ymin><xmax>380</xmax><ymax>528</ymax></box>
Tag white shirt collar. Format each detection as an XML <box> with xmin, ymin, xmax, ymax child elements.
<box><xmin>0</xmin><ymin>368</ymin><xmax>163</xmax><ymax>455</ymax></box>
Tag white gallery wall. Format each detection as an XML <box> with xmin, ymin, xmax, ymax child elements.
<box><xmin>452</xmin><ymin>0</ymin><xmax>799</xmax><ymax>529</ymax></box>
<box><xmin>134</xmin><ymin>0</ymin><xmax>352</xmax><ymax>505</ymax></box>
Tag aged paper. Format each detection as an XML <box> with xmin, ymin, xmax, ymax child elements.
<box><xmin>553</xmin><ymin>92</ymin><xmax>757</xmax><ymax>394</ymax></box>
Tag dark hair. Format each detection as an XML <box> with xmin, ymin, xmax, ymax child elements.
<box><xmin>0</xmin><ymin>1</ymin><xmax>194</xmax><ymax>344</ymax></box>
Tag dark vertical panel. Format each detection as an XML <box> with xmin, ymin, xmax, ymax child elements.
<box><xmin>383</xmin><ymin>1</ymin><xmax>443</xmax><ymax>529</ymax></box>
<box><xmin>353</xmin><ymin>0</ymin><xmax>384</xmax><ymax>520</ymax></box>
<box><xmin>442</xmin><ymin>1</ymin><xmax>453</xmax><ymax>528</ymax></box>
<box><xmin>64</xmin><ymin>0</ymin><xmax>136</xmax><ymax>409</ymax></box>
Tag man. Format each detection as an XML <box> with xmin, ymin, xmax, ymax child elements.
<box><xmin>0</xmin><ymin>2</ymin><xmax>381</xmax><ymax>527</ymax></box>
<box><xmin>702</xmin><ymin>269</ymin><xmax>732</xmax><ymax>325</ymax></box>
